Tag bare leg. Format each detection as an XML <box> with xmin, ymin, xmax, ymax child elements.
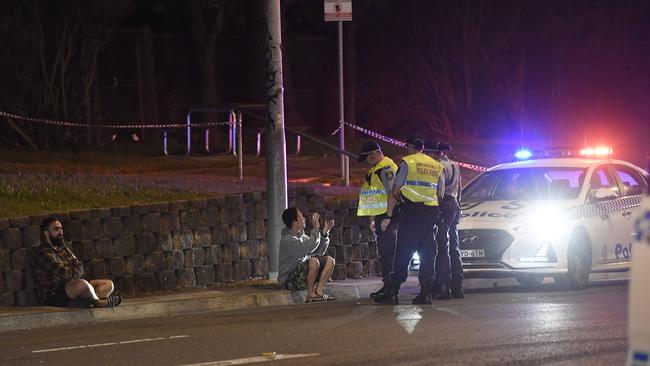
<box><xmin>315</xmin><ymin>256</ymin><xmax>335</xmax><ymax>297</ymax></box>
<box><xmin>65</xmin><ymin>279</ymin><xmax>100</xmax><ymax>301</ymax></box>
<box><xmin>306</xmin><ymin>257</ymin><xmax>320</xmax><ymax>300</ymax></box>
<box><xmin>89</xmin><ymin>279</ymin><xmax>114</xmax><ymax>299</ymax></box>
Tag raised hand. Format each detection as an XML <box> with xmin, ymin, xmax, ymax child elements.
<box><xmin>311</xmin><ymin>212</ymin><xmax>321</xmax><ymax>230</ymax></box>
<box><xmin>323</xmin><ymin>219</ymin><xmax>335</xmax><ymax>235</ymax></box>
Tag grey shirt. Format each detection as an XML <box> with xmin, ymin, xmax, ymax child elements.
<box><xmin>394</xmin><ymin>161</ymin><xmax>445</xmax><ymax>202</ymax></box>
<box><xmin>278</xmin><ymin>228</ymin><xmax>330</xmax><ymax>285</ymax></box>
<box><xmin>439</xmin><ymin>156</ymin><xmax>462</xmax><ymax>202</ymax></box>
<box><xmin>377</xmin><ymin>165</ymin><xmax>396</xmax><ymax>193</ymax></box>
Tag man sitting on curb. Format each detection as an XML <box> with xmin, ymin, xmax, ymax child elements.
<box><xmin>30</xmin><ymin>216</ymin><xmax>122</xmax><ymax>308</ymax></box>
<box><xmin>278</xmin><ymin>207</ymin><xmax>336</xmax><ymax>302</ymax></box>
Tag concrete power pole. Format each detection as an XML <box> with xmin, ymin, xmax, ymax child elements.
<box><xmin>264</xmin><ymin>0</ymin><xmax>288</xmax><ymax>282</ymax></box>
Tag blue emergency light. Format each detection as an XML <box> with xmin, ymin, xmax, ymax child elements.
<box><xmin>515</xmin><ymin>149</ymin><xmax>533</xmax><ymax>160</ymax></box>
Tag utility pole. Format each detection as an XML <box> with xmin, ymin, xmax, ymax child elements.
<box><xmin>264</xmin><ymin>0</ymin><xmax>288</xmax><ymax>282</ymax></box>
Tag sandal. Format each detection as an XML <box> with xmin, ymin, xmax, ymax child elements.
<box><xmin>106</xmin><ymin>294</ymin><xmax>123</xmax><ymax>308</ymax></box>
<box><xmin>305</xmin><ymin>294</ymin><xmax>326</xmax><ymax>303</ymax></box>
<box><xmin>315</xmin><ymin>291</ymin><xmax>336</xmax><ymax>301</ymax></box>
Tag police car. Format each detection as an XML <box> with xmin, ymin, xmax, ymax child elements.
<box><xmin>628</xmin><ymin>191</ymin><xmax>650</xmax><ymax>366</ymax></box>
<box><xmin>458</xmin><ymin>147</ymin><xmax>649</xmax><ymax>289</ymax></box>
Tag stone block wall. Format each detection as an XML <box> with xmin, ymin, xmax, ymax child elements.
<box><xmin>0</xmin><ymin>186</ymin><xmax>379</xmax><ymax>306</ymax></box>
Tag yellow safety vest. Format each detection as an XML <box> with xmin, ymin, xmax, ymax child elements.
<box><xmin>400</xmin><ymin>153</ymin><xmax>442</xmax><ymax>206</ymax></box>
<box><xmin>357</xmin><ymin>156</ymin><xmax>398</xmax><ymax>216</ymax></box>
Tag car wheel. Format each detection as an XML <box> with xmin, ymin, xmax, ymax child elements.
<box><xmin>556</xmin><ymin>234</ymin><xmax>592</xmax><ymax>290</ymax></box>
<box><xmin>515</xmin><ymin>274</ymin><xmax>544</xmax><ymax>286</ymax></box>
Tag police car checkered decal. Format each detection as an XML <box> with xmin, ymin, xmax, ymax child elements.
<box><xmin>566</xmin><ymin>195</ymin><xmax>642</xmax><ymax>221</ymax></box>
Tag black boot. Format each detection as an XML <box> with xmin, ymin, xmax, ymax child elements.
<box><xmin>432</xmin><ymin>284</ymin><xmax>452</xmax><ymax>300</ymax></box>
<box><xmin>370</xmin><ymin>283</ymin><xmax>388</xmax><ymax>299</ymax></box>
<box><xmin>412</xmin><ymin>286</ymin><xmax>432</xmax><ymax>304</ymax></box>
<box><xmin>374</xmin><ymin>283</ymin><xmax>399</xmax><ymax>305</ymax></box>
<box><xmin>451</xmin><ymin>281</ymin><xmax>464</xmax><ymax>299</ymax></box>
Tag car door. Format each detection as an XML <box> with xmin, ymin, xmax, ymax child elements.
<box><xmin>611</xmin><ymin>164</ymin><xmax>649</xmax><ymax>263</ymax></box>
<box><xmin>587</xmin><ymin>165</ymin><xmax>622</xmax><ymax>265</ymax></box>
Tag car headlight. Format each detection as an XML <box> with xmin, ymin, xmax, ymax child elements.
<box><xmin>514</xmin><ymin>207</ymin><xmax>569</xmax><ymax>241</ymax></box>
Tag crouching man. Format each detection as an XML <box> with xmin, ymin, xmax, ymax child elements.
<box><xmin>30</xmin><ymin>216</ymin><xmax>122</xmax><ymax>308</ymax></box>
<box><xmin>278</xmin><ymin>207</ymin><xmax>336</xmax><ymax>302</ymax></box>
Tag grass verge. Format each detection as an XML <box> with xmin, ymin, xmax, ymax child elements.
<box><xmin>0</xmin><ymin>172</ymin><xmax>211</xmax><ymax>218</ymax></box>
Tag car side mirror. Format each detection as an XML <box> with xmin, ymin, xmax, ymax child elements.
<box><xmin>591</xmin><ymin>188</ymin><xmax>618</xmax><ymax>201</ymax></box>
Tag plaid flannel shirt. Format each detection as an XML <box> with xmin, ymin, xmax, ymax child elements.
<box><xmin>30</xmin><ymin>241</ymin><xmax>84</xmax><ymax>302</ymax></box>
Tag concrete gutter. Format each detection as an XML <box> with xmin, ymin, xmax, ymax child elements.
<box><xmin>0</xmin><ymin>274</ymin><xmax>626</xmax><ymax>333</ymax></box>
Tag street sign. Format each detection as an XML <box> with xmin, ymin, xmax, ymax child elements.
<box><xmin>324</xmin><ymin>0</ymin><xmax>352</xmax><ymax>22</ymax></box>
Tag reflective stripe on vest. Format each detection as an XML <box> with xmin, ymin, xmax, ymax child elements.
<box><xmin>400</xmin><ymin>153</ymin><xmax>442</xmax><ymax>206</ymax></box>
<box><xmin>357</xmin><ymin>156</ymin><xmax>397</xmax><ymax>216</ymax></box>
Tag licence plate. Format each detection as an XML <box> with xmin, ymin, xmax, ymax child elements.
<box><xmin>461</xmin><ymin>249</ymin><xmax>485</xmax><ymax>258</ymax></box>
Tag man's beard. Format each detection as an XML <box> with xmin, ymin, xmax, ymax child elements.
<box><xmin>51</xmin><ymin>236</ymin><xmax>66</xmax><ymax>247</ymax></box>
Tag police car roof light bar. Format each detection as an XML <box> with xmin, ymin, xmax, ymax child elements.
<box><xmin>580</xmin><ymin>146</ymin><xmax>613</xmax><ymax>157</ymax></box>
<box><xmin>514</xmin><ymin>148</ymin><xmax>577</xmax><ymax>161</ymax></box>
<box><xmin>515</xmin><ymin>149</ymin><xmax>533</xmax><ymax>160</ymax></box>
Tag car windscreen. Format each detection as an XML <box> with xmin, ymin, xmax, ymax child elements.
<box><xmin>462</xmin><ymin>167</ymin><xmax>587</xmax><ymax>202</ymax></box>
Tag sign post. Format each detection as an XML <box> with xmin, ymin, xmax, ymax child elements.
<box><xmin>325</xmin><ymin>0</ymin><xmax>352</xmax><ymax>186</ymax></box>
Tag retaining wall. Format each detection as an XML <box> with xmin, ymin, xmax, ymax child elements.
<box><xmin>0</xmin><ymin>187</ymin><xmax>379</xmax><ymax>306</ymax></box>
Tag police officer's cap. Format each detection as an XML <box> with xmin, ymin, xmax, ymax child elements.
<box><xmin>423</xmin><ymin>139</ymin><xmax>440</xmax><ymax>153</ymax></box>
<box><xmin>357</xmin><ymin>141</ymin><xmax>382</xmax><ymax>162</ymax></box>
<box><xmin>405</xmin><ymin>136</ymin><xmax>424</xmax><ymax>150</ymax></box>
<box><xmin>437</xmin><ymin>142</ymin><xmax>452</xmax><ymax>152</ymax></box>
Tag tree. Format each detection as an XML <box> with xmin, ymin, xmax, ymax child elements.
<box><xmin>188</xmin><ymin>0</ymin><xmax>226</xmax><ymax>108</ymax></box>
<box><xmin>0</xmin><ymin>0</ymin><xmax>131</xmax><ymax>149</ymax></box>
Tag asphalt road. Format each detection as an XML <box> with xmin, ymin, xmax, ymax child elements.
<box><xmin>0</xmin><ymin>282</ymin><xmax>628</xmax><ymax>366</ymax></box>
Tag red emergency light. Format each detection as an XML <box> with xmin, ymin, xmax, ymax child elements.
<box><xmin>579</xmin><ymin>146</ymin><xmax>613</xmax><ymax>157</ymax></box>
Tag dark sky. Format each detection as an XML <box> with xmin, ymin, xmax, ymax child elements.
<box><xmin>1</xmin><ymin>0</ymin><xmax>648</xmax><ymax>160</ymax></box>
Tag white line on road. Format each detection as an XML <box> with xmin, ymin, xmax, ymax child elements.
<box><xmin>119</xmin><ymin>337</ymin><xmax>166</xmax><ymax>344</ymax></box>
<box><xmin>177</xmin><ymin>353</ymin><xmax>320</xmax><ymax>366</ymax></box>
<box><xmin>433</xmin><ymin>307</ymin><xmax>465</xmax><ymax>318</ymax></box>
<box><xmin>32</xmin><ymin>335</ymin><xmax>191</xmax><ymax>353</ymax></box>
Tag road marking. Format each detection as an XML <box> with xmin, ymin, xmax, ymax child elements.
<box><xmin>119</xmin><ymin>337</ymin><xmax>166</xmax><ymax>344</ymax></box>
<box><xmin>394</xmin><ymin>305</ymin><xmax>422</xmax><ymax>335</ymax></box>
<box><xmin>32</xmin><ymin>335</ymin><xmax>190</xmax><ymax>353</ymax></box>
<box><xmin>177</xmin><ymin>353</ymin><xmax>320</xmax><ymax>366</ymax></box>
<box><xmin>433</xmin><ymin>307</ymin><xmax>465</xmax><ymax>318</ymax></box>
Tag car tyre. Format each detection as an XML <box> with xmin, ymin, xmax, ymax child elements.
<box><xmin>515</xmin><ymin>274</ymin><xmax>544</xmax><ymax>286</ymax></box>
<box><xmin>556</xmin><ymin>233</ymin><xmax>592</xmax><ymax>290</ymax></box>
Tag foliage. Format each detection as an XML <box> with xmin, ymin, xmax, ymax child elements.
<box><xmin>0</xmin><ymin>0</ymin><xmax>132</xmax><ymax>149</ymax></box>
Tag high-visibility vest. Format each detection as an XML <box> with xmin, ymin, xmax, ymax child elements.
<box><xmin>400</xmin><ymin>153</ymin><xmax>442</xmax><ymax>206</ymax></box>
<box><xmin>357</xmin><ymin>157</ymin><xmax>398</xmax><ymax>216</ymax></box>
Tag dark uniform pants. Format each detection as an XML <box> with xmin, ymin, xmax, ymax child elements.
<box><xmin>373</xmin><ymin>213</ymin><xmax>397</xmax><ymax>284</ymax></box>
<box><xmin>391</xmin><ymin>203</ymin><xmax>439</xmax><ymax>287</ymax></box>
<box><xmin>435</xmin><ymin>198</ymin><xmax>463</xmax><ymax>287</ymax></box>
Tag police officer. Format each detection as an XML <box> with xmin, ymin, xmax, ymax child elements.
<box><xmin>427</xmin><ymin>142</ymin><xmax>464</xmax><ymax>299</ymax></box>
<box><xmin>356</xmin><ymin>141</ymin><xmax>398</xmax><ymax>299</ymax></box>
<box><xmin>375</xmin><ymin>137</ymin><xmax>445</xmax><ymax>305</ymax></box>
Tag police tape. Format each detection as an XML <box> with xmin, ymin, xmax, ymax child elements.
<box><xmin>334</xmin><ymin>121</ymin><xmax>488</xmax><ymax>172</ymax></box>
<box><xmin>0</xmin><ymin>110</ymin><xmax>235</xmax><ymax>129</ymax></box>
